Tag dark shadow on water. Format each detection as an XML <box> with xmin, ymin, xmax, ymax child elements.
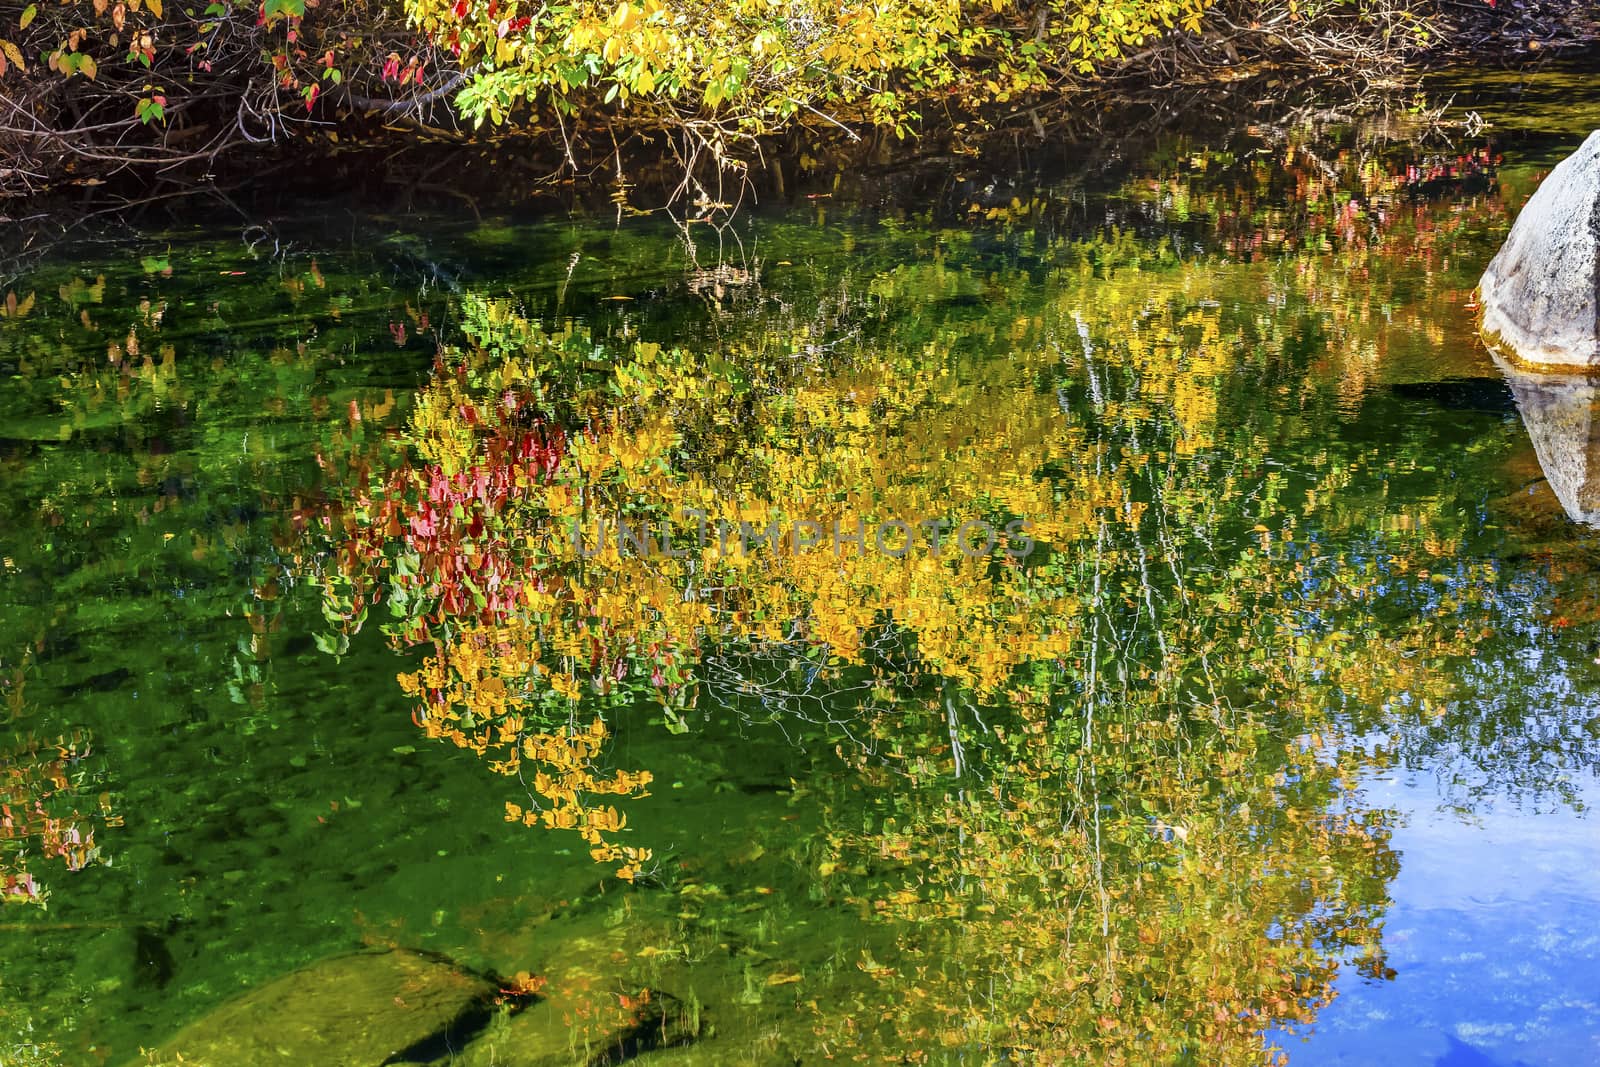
<box><xmin>1390</xmin><ymin>377</ymin><xmax>1515</xmax><ymax>414</ymax></box>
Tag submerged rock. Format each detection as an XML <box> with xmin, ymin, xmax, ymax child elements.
<box><xmin>447</xmin><ymin>988</ymin><xmax>700</xmax><ymax>1067</ymax></box>
<box><xmin>148</xmin><ymin>948</ymin><xmax>498</xmax><ymax>1065</ymax></box>
<box><xmin>1479</xmin><ymin>129</ymin><xmax>1600</xmax><ymax>369</ymax></box>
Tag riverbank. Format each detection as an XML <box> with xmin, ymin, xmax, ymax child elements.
<box><xmin>2</xmin><ymin>0</ymin><xmax>1595</xmax><ymax>220</ymax></box>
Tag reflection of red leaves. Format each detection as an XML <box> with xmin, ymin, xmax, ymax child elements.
<box><xmin>1</xmin><ymin>871</ymin><xmax>41</xmax><ymax>903</ymax></box>
<box><xmin>411</xmin><ymin>507</ymin><xmax>442</xmax><ymax>543</ymax></box>
<box><xmin>318</xmin><ymin>402</ymin><xmax>571</xmax><ymax>646</ymax></box>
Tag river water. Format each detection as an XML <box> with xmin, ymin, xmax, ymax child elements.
<box><xmin>1</xmin><ymin>64</ymin><xmax>1598</xmax><ymax>1067</ymax></box>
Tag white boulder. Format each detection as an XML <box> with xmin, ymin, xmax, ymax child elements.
<box><xmin>1480</xmin><ymin>130</ymin><xmax>1600</xmax><ymax>369</ymax></box>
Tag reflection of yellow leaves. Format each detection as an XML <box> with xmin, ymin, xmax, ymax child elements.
<box><xmin>678</xmin><ymin>882</ymin><xmax>725</xmax><ymax>899</ymax></box>
<box><xmin>766</xmin><ymin>971</ymin><xmax>803</xmax><ymax>986</ymax></box>
<box><xmin>549</xmin><ymin>673</ymin><xmax>582</xmax><ymax>701</ymax></box>
<box><xmin>856</xmin><ymin>950</ymin><xmax>896</xmax><ymax>979</ymax></box>
<box><xmin>0</xmin><ymin>291</ymin><xmax>34</xmax><ymax>319</ymax></box>
<box><xmin>324</xmin><ymin>198</ymin><xmax>1486</xmax><ymax>924</ymax></box>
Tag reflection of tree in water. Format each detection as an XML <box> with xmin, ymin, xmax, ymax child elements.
<box><xmin>301</xmin><ymin>214</ymin><xmax>1542</xmax><ymax>1060</ymax></box>
<box><xmin>0</xmin><ymin>650</ymin><xmax>113</xmax><ymax>907</ymax></box>
<box><xmin>0</xmin><ymin>119</ymin><xmax>1563</xmax><ymax>1060</ymax></box>
<box><xmin>1271</xmin><ymin>353</ymin><xmax>1600</xmax><ymax>812</ymax></box>
<box><xmin>0</xmin><ymin>730</ymin><xmax>107</xmax><ymax>907</ymax></box>
<box><xmin>1347</xmin><ymin>555</ymin><xmax>1600</xmax><ymax>813</ymax></box>
<box><xmin>798</xmin><ymin>278</ymin><xmax>1451</xmax><ymax>1065</ymax></box>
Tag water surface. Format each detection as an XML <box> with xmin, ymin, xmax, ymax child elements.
<box><xmin>2</xmin><ymin>67</ymin><xmax>1599</xmax><ymax>1067</ymax></box>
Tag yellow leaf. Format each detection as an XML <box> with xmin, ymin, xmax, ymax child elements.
<box><xmin>80</xmin><ymin>53</ymin><xmax>96</xmax><ymax>80</ymax></box>
<box><xmin>19</xmin><ymin>5</ymin><xmax>37</xmax><ymax>30</ymax></box>
<box><xmin>0</xmin><ymin>39</ymin><xmax>23</xmax><ymax>72</ymax></box>
<box><xmin>147</xmin><ymin>0</ymin><xmax>162</xmax><ymax>15</ymax></box>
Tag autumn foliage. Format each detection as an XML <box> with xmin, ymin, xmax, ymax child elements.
<box><xmin>1</xmin><ymin>0</ymin><xmax>1455</xmax><ymax>200</ymax></box>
